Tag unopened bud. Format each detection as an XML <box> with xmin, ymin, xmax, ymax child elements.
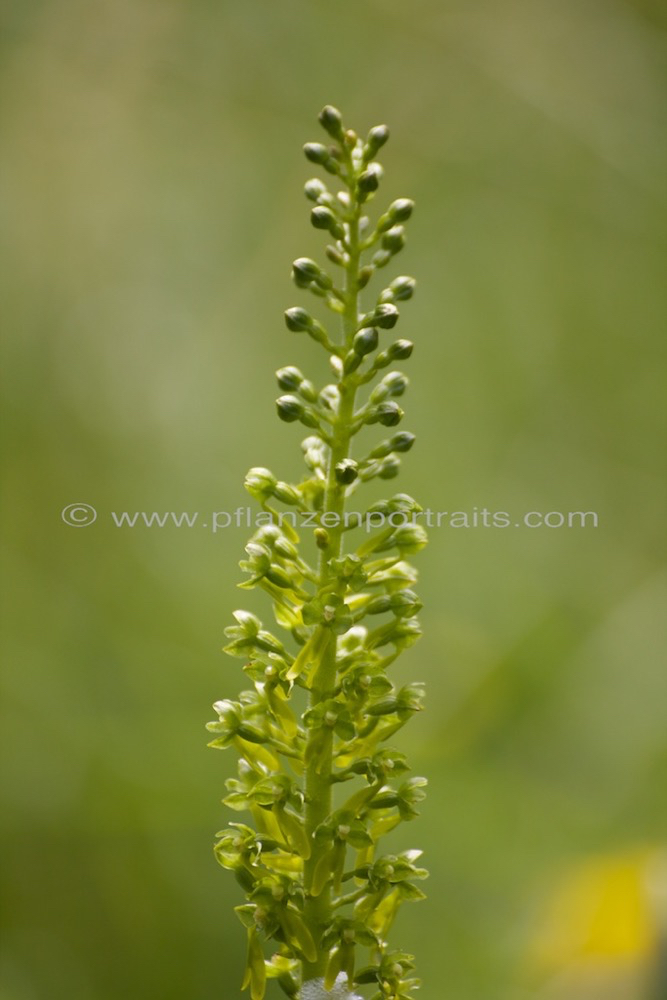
<box><xmin>325</xmin><ymin>244</ymin><xmax>347</xmax><ymax>267</ymax></box>
<box><xmin>367</xmin><ymin>400</ymin><xmax>404</xmax><ymax>427</ymax></box>
<box><xmin>273</xmin><ymin>481</ymin><xmax>302</xmax><ymax>506</ymax></box>
<box><xmin>373</xmin><ymin>303</ymin><xmax>399</xmax><ymax>329</ymax></box>
<box><xmin>343</xmin><ymin>350</ymin><xmax>362</xmax><ymax>375</ymax></box>
<box><xmin>383</xmin><ymin>371</ymin><xmax>409</xmax><ymax>396</ymax></box>
<box><xmin>353</xmin><ymin>327</ymin><xmax>379</xmax><ymax>356</ymax></box>
<box><xmin>379</xmin><ymin>456</ymin><xmax>401</xmax><ymax>480</ymax></box>
<box><xmin>303</xmin><ymin>142</ymin><xmax>329</xmax><ymax>165</ymax></box>
<box><xmin>276</xmin><ymin>366</ymin><xmax>304</xmax><ymax>391</ymax></box>
<box><xmin>357</xmin><ymin>265</ymin><xmax>374</xmax><ymax>290</ymax></box>
<box><xmin>291</xmin><ymin>257</ymin><xmax>320</xmax><ymax>287</ymax></box>
<box><xmin>318</xmin><ymin>105</ymin><xmax>344</xmax><ymax>141</ymax></box>
<box><xmin>311</xmin><ymin>206</ymin><xmax>345</xmax><ymax>240</ymax></box>
<box><xmin>363</xmin><ymin>124</ymin><xmax>389</xmax><ymax>160</ymax></box>
<box><xmin>297</xmin><ymin>378</ymin><xmax>317</xmax><ymax>403</ymax></box>
<box><xmin>358</xmin><ymin>162</ymin><xmax>383</xmax><ymax>198</ymax></box>
<box><xmin>315</xmin><ymin>527</ymin><xmax>329</xmax><ymax>550</ymax></box>
<box><xmin>372</xmin><ymin>248</ymin><xmax>392</xmax><ymax>269</ymax></box>
<box><xmin>390</xmin><ymin>431</ymin><xmax>416</xmax><ymax>452</ymax></box>
<box><xmin>304</xmin><ymin>178</ymin><xmax>327</xmax><ymax>202</ymax></box>
<box><xmin>387</xmin><ymin>339</ymin><xmax>413</xmax><ymax>360</ymax></box>
<box><xmin>388</xmin><ymin>198</ymin><xmax>414</xmax><ymax>222</ymax></box>
<box><xmin>382</xmin><ymin>225</ymin><xmax>405</xmax><ymax>254</ymax></box>
<box><xmin>284</xmin><ymin>307</ymin><xmax>312</xmax><ymax>332</ymax></box>
<box><xmin>276</xmin><ymin>395</ymin><xmax>303</xmax><ymax>423</ymax></box>
<box><xmin>335</xmin><ymin>459</ymin><xmax>359</xmax><ymax>485</ymax></box>
<box><xmin>389</xmin><ymin>275</ymin><xmax>416</xmax><ymax>300</ymax></box>
<box><xmin>244</xmin><ymin>467</ymin><xmax>276</xmax><ymax>498</ymax></box>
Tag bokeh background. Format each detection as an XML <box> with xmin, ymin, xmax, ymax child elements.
<box><xmin>1</xmin><ymin>2</ymin><xmax>666</xmax><ymax>999</ymax></box>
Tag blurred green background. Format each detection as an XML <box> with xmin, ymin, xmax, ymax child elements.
<box><xmin>1</xmin><ymin>1</ymin><xmax>666</xmax><ymax>999</ymax></box>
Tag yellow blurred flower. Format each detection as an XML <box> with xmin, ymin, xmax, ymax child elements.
<box><xmin>529</xmin><ymin>847</ymin><xmax>667</xmax><ymax>998</ymax></box>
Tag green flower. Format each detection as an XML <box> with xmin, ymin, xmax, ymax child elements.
<box><xmin>301</xmin><ymin>592</ymin><xmax>353</xmax><ymax>634</ymax></box>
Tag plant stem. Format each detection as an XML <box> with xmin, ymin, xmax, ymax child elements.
<box><xmin>301</xmin><ymin>167</ymin><xmax>361</xmax><ymax>983</ymax></box>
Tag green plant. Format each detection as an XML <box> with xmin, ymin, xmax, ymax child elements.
<box><xmin>208</xmin><ymin>106</ymin><xmax>427</xmax><ymax>1000</ymax></box>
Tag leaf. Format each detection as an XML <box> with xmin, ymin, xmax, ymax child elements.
<box><xmin>397</xmin><ymin>881</ymin><xmax>427</xmax><ymax>901</ymax></box>
<box><xmin>324</xmin><ymin>946</ymin><xmax>343</xmax><ymax>991</ymax></box>
<box><xmin>340</xmin><ymin>781</ymin><xmax>382</xmax><ymax>817</ymax></box>
<box><xmin>276</xmin><ymin>805</ymin><xmax>311</xmax><ymax>860</ymax></box>
<box><xmin>285</xmin><ymin>630</ymin><xmax>318</xmax><ymax>682</ymax></box>
<box><xmin>311</xmin><ymin>847</ymin><xmax>334</xmax><ymax>897</ymax></box>
<box><xmin>367</xmin><ymin>888</ymin><xmax>401</xmax><ymax>936</ymax></box>
<box><xmin>280</xmin><ymin>906</ymin><xmax>318</xmax><ymax>963</ymax></box>
<box><xmin>241</xmin><ymin>926</ymin><xmax>266</xmax><ymax>1000</ymax></box>
<box><xmin>267</xmin><ymin>687</ymin><xmax>299</xmax><ymax>738</ymax></box>
<box><xmin>233</xmin><ymin>736</ymin><xmax>280</xmax><ymax>773</ymax></box>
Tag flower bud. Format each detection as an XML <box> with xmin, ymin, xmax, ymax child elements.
<box><xmin>311</xmin><ymin>206</ymin><xmax>345</xmax><ymax>240</ymax></box>
<box><xmin>387</xmin><ymin>339</ymin><xmax>413</xmax><ymax>360</ymax></box>
<box><xmin>276</xmin><ymin>366</ymin><xmax>304</xmax><ymax>391</ymax></box>
<box><xmin>244</xmin><ymin>467</ymin><xmax>276</xmax><ymax>499</ymax></box>
<box><xmin>276</xmin><ymin>395</ymin><xmax>303</xmax><ymax>423</ymax></box>
<box><xmin>373</xmin><ymin>303</ymin><xmax>399</xmax><ymax>329</ymax></box>
<box><xmin>378</xmin><ymin>455</ymin><xmax>401</xmax><ymax>479</ymax></box>
<box><xmin>303</xmin><ymin>142</ymin><xmax>330</xmax><ymax>165</ymax></box>
<box><xmin>301</xmin><ymin>434</ymin><xmax>327</xmax><ymax>470</ymax></box>
<box><xmin>343</xmin><ymin>351</ymin><xmax>362</xmax><ymax>375</ymax></box>
<box><xmin>383</xmin><ymin>371</ymin><xmax>409</xmax><ymax>396</ymax></box>
<box><xmin>315</xmin><ymin>527</ymin><xmax>329</xmax><ymax>550</ymax></box>
<box><xmin>304</xmin><ymin>177</ymin><xmax>327</xmax><ymax>202</ymax></box>
<box><xmin>389</xmin><ymin>275</ymin><xmax>416</xmax><ymax>300</ymax></box>
<box><xmin>273</xmin><ymin>481</ymin><xmax>302</xmax><ymax>506</ymax></box>
<box><xmin>383</xmin><ymin>523</ymin><xmax>428</xmax><ymax>554</ymax></box>
<box><xmin>372</xmin><ymin>249</ymin><xmax>392</xmax><ymax>269</ymax></box>
<box><xmin>297</xmin><ymin>378</ymin><xmax>317</xmax><ymax>403</ymax></box>
<box><xmin>388</xmin><ymin>198</ymin><xmax>414</xmax><ymax>222</ymax></box>
<box><xmin>369</xmin><ymin>381</ymin><xmax>390</xmax><ymax>404</ymax></box>
<box><xmin>370</xmin><ymin>401</ymin><xmax>404</xmax><ymax>427</ymax></box>
<box><xmin>335</xmin><ymin>459</ymin><xmax>359</xmax><ymax>485</ymax></box>
<box><xmin>291</xmin><ymin>257</ymin><xmax>320</xmax><ymax>287</ymax></box>
<box><xmin>317</xmin><ymin>388</ymin><xmax>338</xmax><ymax>420</ymax></box>
<box><xmin>382</xmin><ymin>225</ymin><xmax>405</xmax><ymax>254</ymax></box>
<box><xmin>318</xmin><ymin>105</ymin><xmax>344</xmax><ymax>141</ymax></box>
<box><xmin>325</xmin><ymin>244</ymin><xmax>347</xmax><ymax>267</ymax></box>
<box><xmin>304</xmin><ymin>142</ymin><xmax>340</xmax><ymax>176</ymax></box>
<box><xmin>368</xmin><ymin>372</ymin><xmax>408</xmax><ymax>403</ymax></box>
<box><xmin>253</xmin><ymin>524</ymin><xmax>281</xmax><ymax>545</ymax></box>
<box><xmin>353</xmin><ymin>327</ymin><xmax>379</xmax><ymax>356</ymax></box>
<box><xmin>390</xmin><ymin>431</ymin><xmax>416</xmax><ymax>452</ymax></box>
<box><xmin>357</xmin><ymin>162</ymin><xmax>383</xmax><ymax>198</ymax></box>
<box><xmin>284</xmin><ymin>307</ymin><xmax>312</xmax><ymax>332</ymax></box>
<box><xmin>366</xmin><ymin>437</ymin><xmax>392</xmax><ymax>460</ymax></box>
<box><xmin>363</xmin><ymin>124</ymin><xmax>389</xmax><ymax>160</ymax></box>
<box><xmin>357</xmin><ymin>265</ymin><xmax>374</xmax><ymax>290</ymax></box>
<box><xmin>365</xmin><ymin>594</ymin><xmax>392</xmax><ymax>615</ymax></box>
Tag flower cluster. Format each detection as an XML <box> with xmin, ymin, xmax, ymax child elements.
<box><xmin>209</xmin><ymin>106</ymin><xmax>427</xmax><ymax>1000</ymax></box>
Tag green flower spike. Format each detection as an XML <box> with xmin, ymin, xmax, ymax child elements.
<box><xmin>210</xmin><ymin>107</ymin><xmax>427</xmax><ymax>1000</ymax></box>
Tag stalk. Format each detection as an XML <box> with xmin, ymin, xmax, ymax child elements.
<box><xmin>302</xmin><ymin>162</ymin><xmax>361</xmax><ymax>979</ymax></box>
<box><xmin>208</xmin><ymin>106</ymin><xmax>428</xmax><ymax>1000</ymax></box>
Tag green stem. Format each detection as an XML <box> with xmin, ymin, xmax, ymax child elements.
<box><xmin>301</xmin><ymin>164</ymin><xmax>361</xmax><ymax>983</ymax></box>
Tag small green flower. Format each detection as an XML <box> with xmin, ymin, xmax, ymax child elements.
<box><xmin>302</xmin><ymin>593</ymin><xmax>353</xmax><ymax>634</ymax></box>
